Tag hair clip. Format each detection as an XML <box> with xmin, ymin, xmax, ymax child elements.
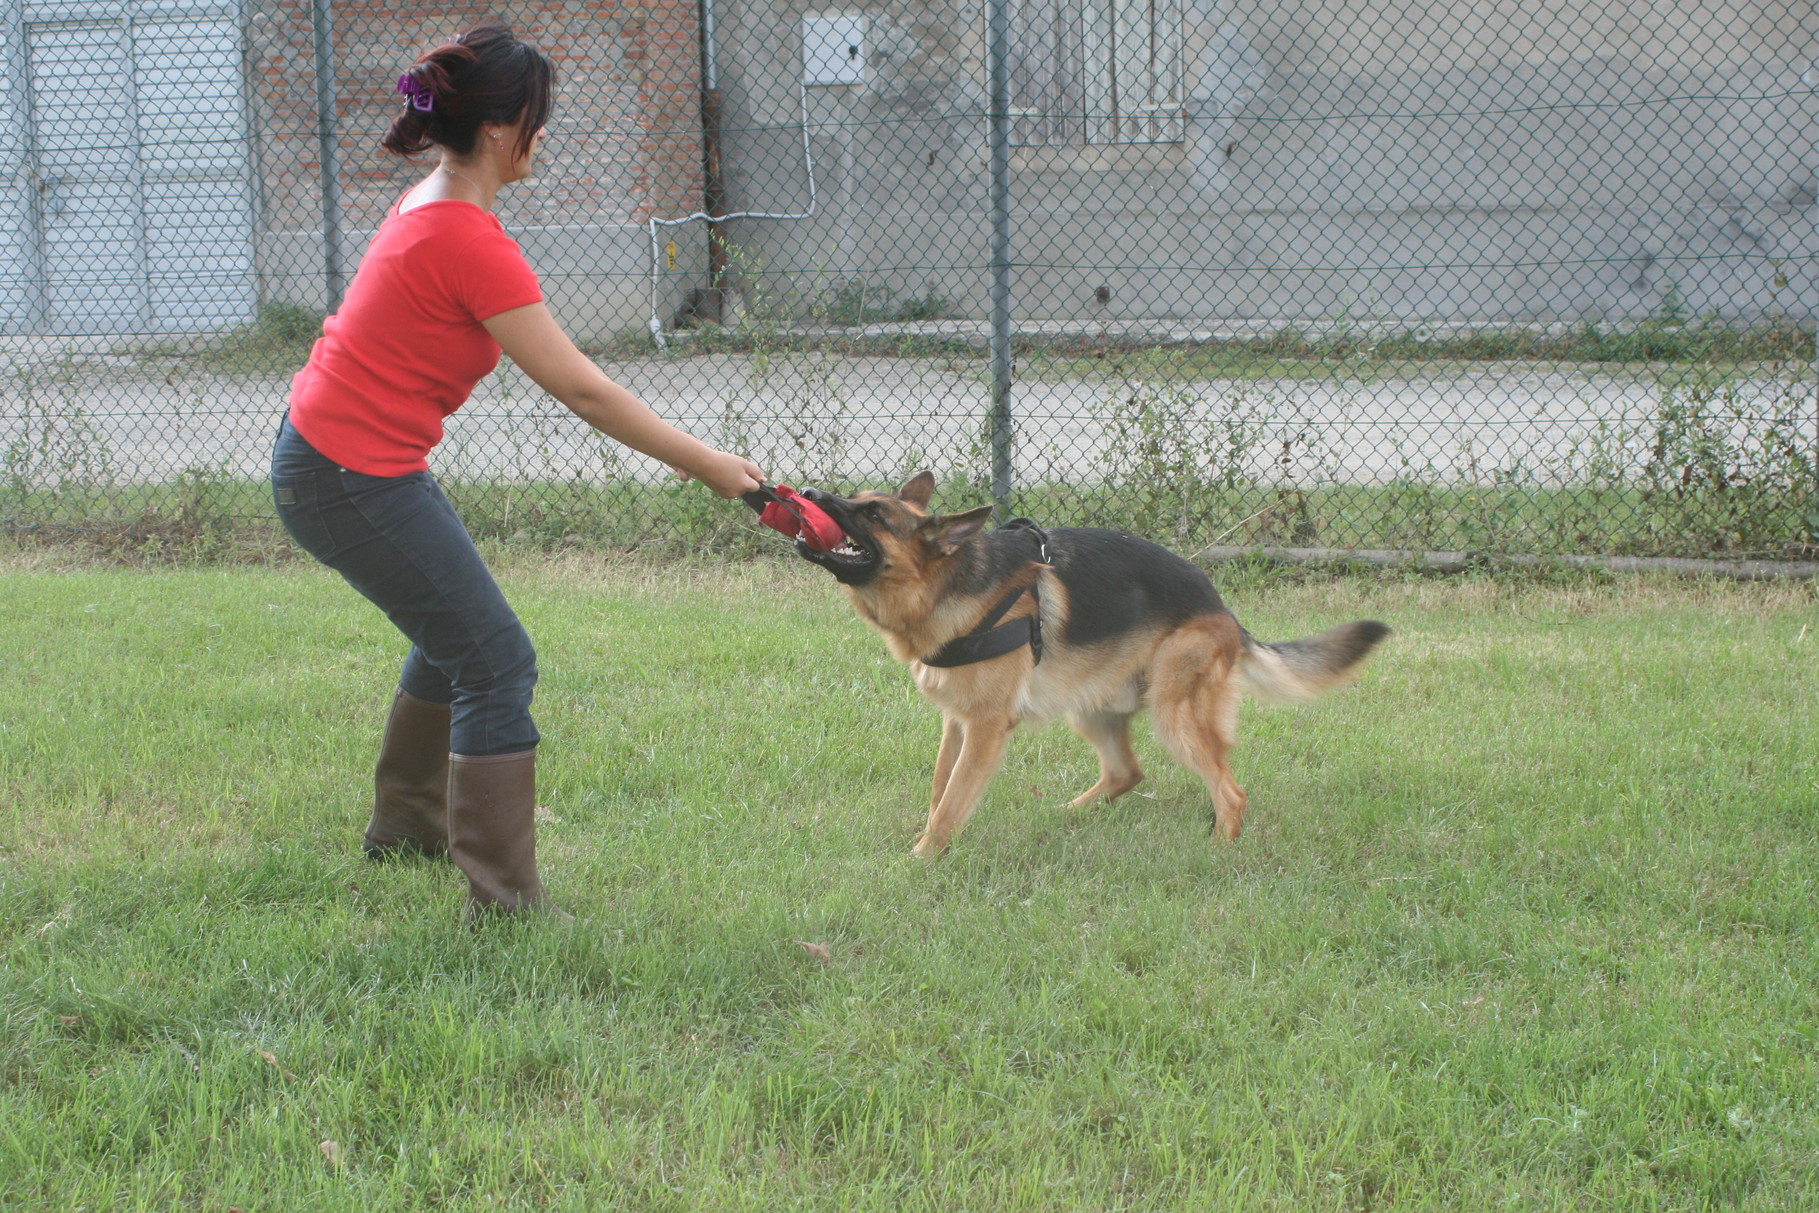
<box><xmin>397</xmin><ymin>73</ymin><xmax>434</xmax><ymax>114</ymax></box>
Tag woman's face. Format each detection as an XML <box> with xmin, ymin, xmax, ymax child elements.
<box><xmin>480</xmin><ymin>119</ymin><xmax>546</xmax><ymax>182</ymax></box>
<box><xmin>525</xmin><ymin>125</ymin><xmax>548</xmax><ymax>170</ymax></box>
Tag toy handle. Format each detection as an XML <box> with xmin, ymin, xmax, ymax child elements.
<box><xmin>742</xmin><ymin>481</ymin><xmax>795</xmax><ymax>513</ymax></box>
<box><xmin>742</xmin><ymin>482</ymin><xmax>808</xmax><ymax>529</ymax></box>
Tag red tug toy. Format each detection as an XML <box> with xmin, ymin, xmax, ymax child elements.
<box><xmin>742</xmin><ymin>483</ymin><xmax>844</xmax><ymax>552</ymax></box>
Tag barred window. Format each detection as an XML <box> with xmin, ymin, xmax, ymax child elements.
<box><xmin>1008</xmin><ymin>0</ymin><xmax>1187</xmax><ymax>146</ymax></box>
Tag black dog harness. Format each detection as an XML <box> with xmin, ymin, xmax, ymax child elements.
<box><xmin>923</xmin><ymin>518</ymin><xmax>1052</xmax><ymax>669</ymax></box>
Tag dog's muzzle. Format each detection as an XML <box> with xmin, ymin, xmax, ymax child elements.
<box><xmin>796</xmin><ymin>488</ymin><xmax>881</xmax><ymax>583</ymax></box>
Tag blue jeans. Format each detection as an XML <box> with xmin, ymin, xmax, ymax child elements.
<box><xmin>270</xmin><ymin>417</ymin><xmax>539</xmax><ymax>756</ymax></box>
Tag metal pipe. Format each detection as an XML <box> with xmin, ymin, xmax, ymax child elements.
<box><xmin>986</xmin><ymin>0</ymin><xmax>1014</xmax><ymax>516</ymax></box>
<box><xmin>646</xmin><ymin>81</ymin><xmax>819</xmax><ymax>346</ymax></box>
<box><xmin>697</xmin><ymin>0</ymin><xmax>728</xmax><ymax>323</ymax></box>
<box><xmin>699</xmin><ymin>0</ymin><xmax>718</xmax><ymax>92</ymax></box>
<box><xmin>310</xmin><ymin>0</ymin><xmax>345</xmax><ymax>311</ymax></box>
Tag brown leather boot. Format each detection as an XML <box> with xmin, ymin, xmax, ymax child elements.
<box><xmin>363</xmin><ymin>688</ymin><xmax>451</xmax><ymax>860</ymax></box>
<box><xmin>447</xmin><ymin>749</ymin><xmax>567</xmax><ymax>919</ymax></box>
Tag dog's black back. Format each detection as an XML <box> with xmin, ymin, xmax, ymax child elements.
<box><xmin>953</xmin><ymin>525</ymin><xmax>1226</xmax><ymax>648</ymax></box>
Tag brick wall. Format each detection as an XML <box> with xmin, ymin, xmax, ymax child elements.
<box><xmin>247</xmin><ymin>0</ymin><xmax>704</xmax><ymax>240</ymax></box>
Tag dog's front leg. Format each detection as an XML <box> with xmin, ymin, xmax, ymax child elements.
<box><xmin>913</xmin><ymin>713</ymin><xmax>1015</xmax><ymax>858</ymax></box>
<box><xmin>928</xmin><ymin>715</ymin><xmax>964</xmax><ymax>816</ymax></box>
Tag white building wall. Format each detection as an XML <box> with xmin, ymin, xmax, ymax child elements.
<box><xmin>709</xmin><ymin>0</ymin><xmax>1819</xmax><ymax>327</ymax></box>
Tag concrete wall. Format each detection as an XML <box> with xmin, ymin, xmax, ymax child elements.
<box><xmin>711</xmin><ymin>0</ymin><xmax>1819</xmax><ymax>327</ymax></box>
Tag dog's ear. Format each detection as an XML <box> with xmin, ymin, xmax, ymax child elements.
<box><xmin>920</xmin><ymin>504</ymin><xmax>994</xmax><ymax>556</ymax></box>
<box><xmin>896</xmin><ymin>471</ymin><xmax>935</xmax><ymax>509</ymax></box>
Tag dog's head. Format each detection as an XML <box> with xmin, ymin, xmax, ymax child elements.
<box><xmin>796</xmin><ymin>472</ymin><xmax>994</xmax><ymax>589</ymax></box>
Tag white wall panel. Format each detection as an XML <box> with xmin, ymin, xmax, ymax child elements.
<box><xmin>6</xmin><ymin>3</ymin><xmax>253</xmax><ymax>333</ymax></box>
<box><xmin>0</xmin><ymin>14</ymin><xmax>33</xmax><ymax>326</ymax></box>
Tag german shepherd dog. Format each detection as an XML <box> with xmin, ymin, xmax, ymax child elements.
<box><xmin>793</xmin><ymin>473</ymin><xmax>1389</xmax><ymax>857</ymax></box>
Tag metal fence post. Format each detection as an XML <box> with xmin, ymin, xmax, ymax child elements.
<box><xmin>986</xmin><ymin>0</ymin><xmax>1014</xmax><ymax>517</ymax></box>
<box><xmin>1811</xmin><ymin>339</ymin><xmax>1819</xmax><ymax>544</ymax></box>
<box><xmin>311</xmin><ymin>0</ymin><xmax>345</xmax><ymax>313</ymax></box>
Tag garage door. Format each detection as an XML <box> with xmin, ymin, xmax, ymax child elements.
<box><xmin>1</xmin><ymin>3</ymin><xmax>256</xmax><ymax>334</ymax></box>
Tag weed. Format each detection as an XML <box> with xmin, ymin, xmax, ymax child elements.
<box><xmin>892</xmin><ymin>286</ymin><xmax>954</xmax><ymax>322</ymax></box>
<box><xmin>148</xmin><ymin>301</ymin><xmax>326</xmax><ymax>376</ymax></box>
<box><xmin>813</xmin><ymin>278</ymin><xmax>954</xmax><ymax>326</ymax></box>
<box><xmin>116</xmin><ymin>464</ymin><xmax>244</xmax><ymax>561</ymax></box>
<box><xmin>1636</xmin><ymin>367</ymin><xmax>1817</xmax><ymax>554</ymax></box>
<box><xmin>1095</xmin><ymin>378</ymin><xmax>1269</xmax><ymax>544</ymax></box>
<box><xmin>1378</xmin><ymin>443</ymin><xmax>1449</xmax><ymax>552</ymax></box>
<box><xmin>2</xmin><ymin>353</ymin><xmax>118</xmax><ymax>522</ymax></box>
<box><xmin>675</xmin><ymin>252</ymin><xmax>861</xmax><ymax>486</ymax></box>
<box><xmin>818</xmin><ymin>279</ymin><xmax>895</xmax><ymax>326</ymax></box>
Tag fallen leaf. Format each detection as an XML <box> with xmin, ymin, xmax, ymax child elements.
<box><xmin>257</xmin><ymin>1050</ymin><xmax>297</xmax><ymax>1081</ymax></box>
<box><xmin>791</xmin><ymin>940</ymin><xmax>832</xmax><ymax>964</ymax></box>
<box><xmin>319</xmin><ymin>1140</ymin><xmax>342</xmax><ymax>1166</ymax></box>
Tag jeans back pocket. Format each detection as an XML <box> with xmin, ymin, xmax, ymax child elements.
<box><xmin>272</xmin><ymin>470</ymin><xmax>340</xmax><ymax>561</ymax></box>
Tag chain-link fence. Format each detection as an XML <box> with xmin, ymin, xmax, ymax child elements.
<box><xmin>3</xmin><ymin>0</ymin><xmax>1817</xmax><ymax>559</ymax></box>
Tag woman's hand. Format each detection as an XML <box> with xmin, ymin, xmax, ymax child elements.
<box><xmin>674</xmin><ymin>450</ymin><xmax>764</xmax><ymax>498</ymax></box>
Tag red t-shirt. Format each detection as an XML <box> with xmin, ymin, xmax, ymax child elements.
<box><xmin>287</xmin><ymin>198</ymin><xmax>544</xmax><ymax>476</ymax></box>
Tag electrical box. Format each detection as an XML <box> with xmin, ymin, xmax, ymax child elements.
<box><xmin>802</xmin><ymin>14</ymin><xmax>866</xmax><ymax>85</ymax></box>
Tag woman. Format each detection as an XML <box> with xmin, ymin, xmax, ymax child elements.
<box><xmin>271</xmin><ymin>25</ymin><xmax>763</xmax><ymax>919</ymax></box>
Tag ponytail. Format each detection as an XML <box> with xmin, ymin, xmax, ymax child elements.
<box><xmin>380</xmin><ymin>25</ymin><xmax>554</xmax><ymax>161</ymax></box>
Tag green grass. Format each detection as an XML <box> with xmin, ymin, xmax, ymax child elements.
<box><xmin>2</xmin><ymin>556</ymin><xmax>1816</xmax><ymax>1210</ymax></box>
<box><xmin>1019</xmin><ymin>316</ymin><xmax>1815</xmax><ymax>384</ymax></box>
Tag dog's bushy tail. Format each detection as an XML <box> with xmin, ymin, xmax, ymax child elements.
<box><xmin>1239</xmin><ymin>620</ymin><xmax>1389</xmax><ymax>703</ymax></box>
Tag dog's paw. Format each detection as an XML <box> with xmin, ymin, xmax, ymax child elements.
<box><xmin>910</xmin><ymin>834</ymin><xmax>946</xmax><ymax>860</ymax></box>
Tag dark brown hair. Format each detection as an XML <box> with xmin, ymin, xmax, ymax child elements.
<box><xmin>381</xmin><ymin>25</ymin><xmax>554</xmax><ymax>162</ymax></box>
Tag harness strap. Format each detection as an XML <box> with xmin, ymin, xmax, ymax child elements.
<box><xmin>922</xmin><ymin>518</ymin><xmax>1052</xmax><ymax>669</ymax></box>
<box><xmin>922</xmin><ymin>584</ymin><xmax>1036</xmax><ymax>668</ymax></box>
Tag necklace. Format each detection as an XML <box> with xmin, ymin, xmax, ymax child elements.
<box><xmin>439</xmin><ymin>163</ymin><xmax>485</xmax><ymax>192</ymax></box>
